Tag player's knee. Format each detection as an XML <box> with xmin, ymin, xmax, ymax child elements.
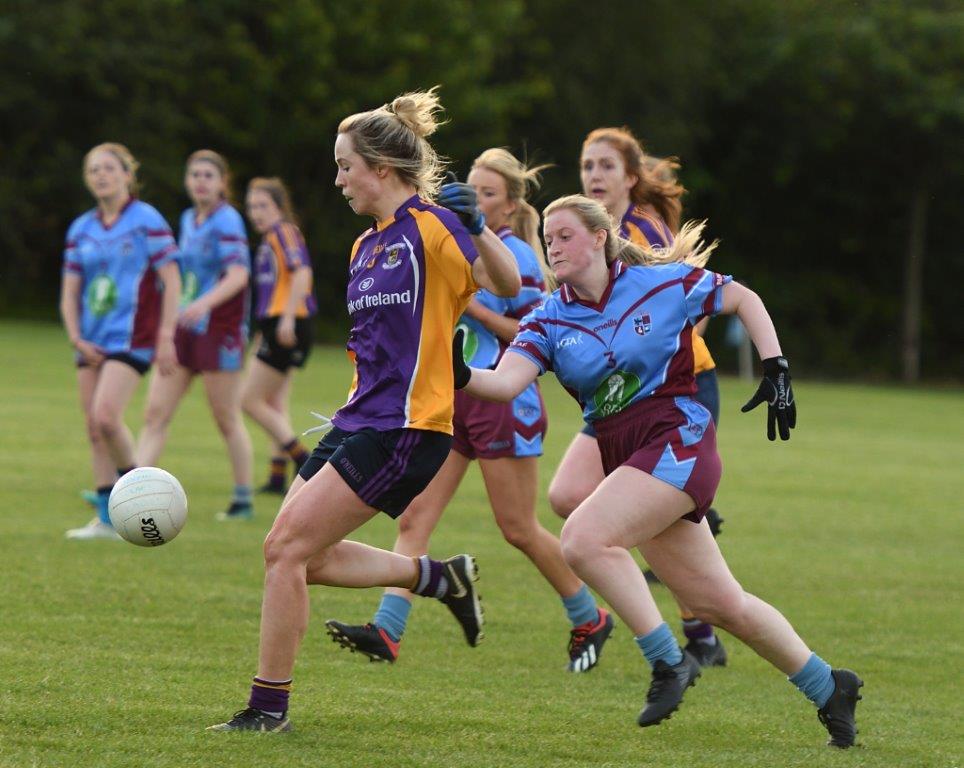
<box><xmin>262</xmin><ymin>526</ymin><xmax>300</xmax><ymax>568</ymax></box>
<box><xmin>212</xmin><ymin>409</ymin><xmax>240</xmax><ymax>437</ymax></box>
<box><xmin>240</xmin><ymin>390</ymin><xmax>260</xmax><ymax>417</ymax></box>
<box><xmin>547</xmin><ymin>481</ymin><xmax>581</xmax><ymax>520</ymax></box>
<box><xmin>496</xmin><ymin>517</ymin><xmax>536</xmax><ymax>551</ymax></box>
<box><xmin>91</xmin><ymin>406</ymin><xmax>121</xmax><ymax>439</ymax></box>
<box><xmin>688</xmin><ymin>589</ymin><xmax>745</xmax><ymax>629</ymax></box>
<box><xmin>559</xmin><ymin>520</ymin><xmax>597</xmax><ymax>572</ymax></box>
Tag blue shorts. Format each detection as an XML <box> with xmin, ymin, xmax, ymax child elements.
<box><xmin>299</xmin><ymin>426</ymin><xmax>452</xmax><ymax>518</ymax></box>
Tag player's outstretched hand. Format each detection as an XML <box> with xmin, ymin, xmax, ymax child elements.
<box><xmin>452</xmin><ymin>328</ymin><xmax>471</xmax><ymax>389</ymax></box>
<box><xmin>438</xmin><ymin>171</ymin><xmax>486</xmax><ymax>235</ymax></box>
<box><xmin>741</xmin><ymin>356</ymin><xmax>796</xmax><ymax>441</ymax></box>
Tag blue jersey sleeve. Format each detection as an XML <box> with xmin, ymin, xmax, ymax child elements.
<box><xmin>681</xmin><ymin>266</ymin><xmax>732</xmax><ymax>323</ymax></box>
<box><xmin>507</xmin><ymin>302</ymin><xmax>554</xmax><ymax>374</ymax></box>
<box><xmin>502</xmin><ymin>236</ymin><xmax>546</xmax><ymax>319</ymax></box>
<box><xmin>140</xmin><ymin>204</ymin><xmax>179</xmax><ymax>268</ymax></box>
<box><xmin>63</xmin><ymin>213</ymin><xmax>90</xmax><ymax>275</ymax></box>
<box><xmin>216</xmin><ymin>206</ymin><xmax>250</xmax><ymax>270</ymax></box>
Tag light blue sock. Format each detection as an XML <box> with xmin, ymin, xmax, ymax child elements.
<box><xmin>373</xmin><ymin>594</ymin><xmax>412</xmax><ymax>642</ymax></box>
<box><xmin>635</xmin><ymin>622</ymin><xmax>683</xmax><ymax>668</ymax></box>
<box><xmin>96</xmin><ymin>488</ymin><xmax>112</xmax><ymax>526</ymax></box>
<box><xmin>561</xmin><ymin>584</ymin><xmax>599</xmax><ymax>627</ymax></box>
<box><xmin>232</xmin><ymin>485</ymin><xmax>253</xmax><ymax>506</ymax></box>
<box><xmin>789</xmin><ymin>652</ymin><xmax>835</xmax><ymax>708</ymax></box>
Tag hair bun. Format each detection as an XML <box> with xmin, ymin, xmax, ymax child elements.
<box><xmin>388</xmin><ymin>87</ymin><xmax>444</xmax><ymax>139</ymax></box>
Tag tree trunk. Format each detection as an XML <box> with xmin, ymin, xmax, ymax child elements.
<box><xmin>901</xmin><ymin>178</ymin><xmax>928</xmax><ymax>383</ymax></box>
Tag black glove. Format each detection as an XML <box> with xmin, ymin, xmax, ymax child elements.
<box><xmin>452</xmin><ymin>328</ymin><xmax>471</xmax><ymax>389</ymax></box>
<box><xmin>438</xmin><ymin>171</ymin><xmax>486</xmax><ymax>235</ymax></box>
<box><xmin>741</xmin><ymin>356</ymin><xmax>796</xmax><ymax>441</ymax></box>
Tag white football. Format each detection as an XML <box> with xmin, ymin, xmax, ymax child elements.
<box><xmin>108</xmin><ymin>467</ymin><xmax>188</xmax><ymax>547</ymax></box>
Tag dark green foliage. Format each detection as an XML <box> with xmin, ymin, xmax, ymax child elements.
<box><xmin>1</xmin><ymin>0</ymin><xmax>961</xmax><ymax>377</ymax></box>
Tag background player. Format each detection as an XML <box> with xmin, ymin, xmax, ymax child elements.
<box><xmin>325</xmin><ymin>148</ymin><xmax>613</xmax><ymax>672</ymax></box>
<box><xmin>456</xmin><ymin>194</ymin><xmax>862</xmax><ymax>747</ymax></box>
<box><xmin>208</xmin><ymin>88</ymin><xmax>521</xmax><ymax>732</ymax></box>
<box><xmin>241</xmin><ymin>177</ymin><xmax>316</xmax><ymax>495</ymax></box>
<box><xmin>548</xmin><ymin>126</ymin><xmax>726</xmax><ymax>666</ymax></box>
<box><xmin>135</xmin><ymin>150</ymin><xmax>255</xmax><ymax>520</ymax></box>
<box><xmin>61</xmin><ymin>143</ymin><xmax>181</xmax><ymax>540</ymax></box>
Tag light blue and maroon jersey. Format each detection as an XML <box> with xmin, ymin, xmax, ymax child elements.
<box><xmin>458</xmin><ymin>226</ymin><xmax>545</xmax><ymax>369</ymax></box>
<box><xmin>619</xmin><ymin>203</ymin><xmax>673</xmax><ymax>250</ymax></box>
<box><xmin>334</xmin><ymin>194</ymin><xmax>479</xmax><ymax>435</ymax></box>
<box><xmin>63</xmin><ymin>199</ymin><xmax>179</xmax><ymax>356</ymax></box>
<box><xmin>620</xmin><ymin>205</ymin><xmax>715</xmax><ymax>373</ymax></box>
<box><xmin>178</xmin><ymin>203</ymin><xmax>250</xmax><ymax>334</ymax></box>
<box><xmin>253</xmin><ymin>221</ymin><xmax>317</xmax><ymax>320</ymax></box>
<box><xmin>510</xmin><ymin>261</ymin><xmax>731</xmax><ymax>423</ymax></box>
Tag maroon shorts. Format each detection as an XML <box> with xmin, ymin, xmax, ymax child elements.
<box><xmin>593</xmin><ymin>396</ymin><xmax>722</xmax><ymax>523</ymax></box>
<box><xmin>451</xmin><ymin>384</ymin><xmax>547</xmax><ymax>460</ymax></box>
<box><xmin>174</xmin><ymin>325</ymin><xmax>245</xmax><ymax>373</ymax></box>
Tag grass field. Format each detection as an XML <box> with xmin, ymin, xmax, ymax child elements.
<box><xmin>0</xmin><ymin>319</ymin><xmax>961</xmax><ymax>768</ymax></box>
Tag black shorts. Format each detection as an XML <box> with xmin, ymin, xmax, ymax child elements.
<box><xmin>76</xmin><ymin>351</ymin><xmax>151</xmax><ymax>376</ymax></box>
<box><xmin>255</xmin><ymin>316</ymin><xmax>313</xmax><ymax>372</ymax></box>
<box><xmin>299</xmin><ymin>425</ymin><xmax>452</xmax><ymax>518</ymax></box>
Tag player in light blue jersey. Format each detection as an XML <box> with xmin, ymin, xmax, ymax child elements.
<box><xmin>61</xmin><ymin>143</ymin><xmax>181</xmax><ymax>540</ymax></box>
<box><xmin>551</xmin><ymin>126</ymin><xmax>726</xmax><ymax>667</ymax></box>
<box><xmin>136</xmin><ymin>150</ymin><xmax>255</xmax><ymax>519</ymax></box>
<box><xmin>326</xmin><ymin>149</ymin><xmax>612</xmax><ymax>672</ymax></box>
<box><xmin>455</xmin><ymin>195</ymin><xmax>862</xmax><ymax>747</ymax></box>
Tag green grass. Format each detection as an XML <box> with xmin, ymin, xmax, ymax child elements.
<box><xmin>0</xmin><ymin>319</ymin><xmax>961</xmax><ymax>768</ymax></box>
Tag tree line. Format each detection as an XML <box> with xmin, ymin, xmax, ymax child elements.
<box><xmin>1</xmin><ymin>0</ymin><xmax>960</xmax><ymax>380</ymax></box>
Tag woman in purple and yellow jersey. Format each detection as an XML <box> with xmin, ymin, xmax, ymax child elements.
<box><xmin>136</xmin><ymin>150</ymin><xmax>256</xmax><ymax>520</ymax></box>
<box><xmin>325</xmin><ymin>149</ymin><xmax>612</xmax><ymax>672</ymax></box>
<box><xmin>456</xmin><ymin>194</ymin><xmax>861</xmax><ymax>747</ymax></box>
<box><xmin>208</xmin><ymin>88</ymin><xmax>521</xmax><ymax>733</ymax></box>
<box><xmin>241</xmin><ymin>177</ymin><xmax>316</xmax><ymax>496</ymax></box>
<box><xmin>548</xmin><ymin>126</ymin><xmax>727</xmax><ymax>666</ymax></box>
<box><xmin>61</xmin><ymin>143</ymin><xmax>181</xmax><ymax>540</ymax></box>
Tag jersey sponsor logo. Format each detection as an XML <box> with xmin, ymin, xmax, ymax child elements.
<box><xmin>182</xmin><ymin>271</ymin><xmax>199</xmax><ymax>302</ymax></box>
<box><xmin>556</xmin><ymin>333</ymin><xmax>583</xmax><ymax>349</ymax></box>
<box><xmin>593</xmin><ymin>370</ymin><xmax>641</xmax><ymax>417</ymax></box>
<box><xmin>594</xmin><ymin>318</ymin><xmax>617</xmax><ymax>333</ymax></box>
<box><xmin>381</xmin><ymin>243</ymin><xmax>406</xmax><ymax>269</ymax></box>
<box><xmin>633</xmin><ymin>313</ymin><xmax>652</xmax><ymax>336</ymax></box>
<box><xmin>456</xmin><ymin>322</ymin><xmax>479</xmax><ymax>363</ymax></box>
<box><xmin>86</xmin><ymin>275</ymin><xmax>117</xmax><ymax>317</ymax></box>
<box><xmin>346</xmin><ymin>289</ymin><xmax>413</xmax><ymax>315</ymax></box>
<box><xmin>359</xmin><ymin>277</ymin><xmax>375</xmax><ymax>292</ymax></box>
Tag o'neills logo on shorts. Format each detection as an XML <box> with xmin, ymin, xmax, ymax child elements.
<box><xmin>347</xmin><ymin>289</ymin><xmax>413</xmax><ymax>315</ymax></box>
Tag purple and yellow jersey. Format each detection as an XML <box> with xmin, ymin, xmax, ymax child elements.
<box><xmin>458</xmin><ymin>227</ymin><xmax>545</xmax><ymax>369</ymax></box>
<box><xmin>178</xmin><ymin>203</ymin><xmax>250</xmax><ymax>334</ymax></box>
<box><xmin>333</xmin><ymin>194</ymin><xmax>479</xmax><ymax>435</ymax></box>
<box><xmin>63</xmin><ymin>200</ymin><xmax>179</xmax><ymax>355</ymax></box>
<box><xmin>253</xmin><ymin>221</ymin><xmax>317</xmax><ymax>320</ymax></box>
<box><xmin>510</xmin><ymin>261</ymin><xmax>731</xmax><ymax>423</ymax></box>
<box><xmin>620</xmin><ymin>204</ymin><xmax>715</xmax><ymax>374</ymax></box>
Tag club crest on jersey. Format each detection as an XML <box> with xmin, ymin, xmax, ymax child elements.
<box><xmin>382</xmin><ymin>243</ymin><xmax>405</xmax><ymax>269</ymax></box>
<box><xmin>633</xmin><ymin>313</ymin><xmax>652</xmax><ymax>336</ymax></box>
<box><xmin>592</xmin><ymin>370</ymin><xmax>641</xmax><ymax>418</ymax></box>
